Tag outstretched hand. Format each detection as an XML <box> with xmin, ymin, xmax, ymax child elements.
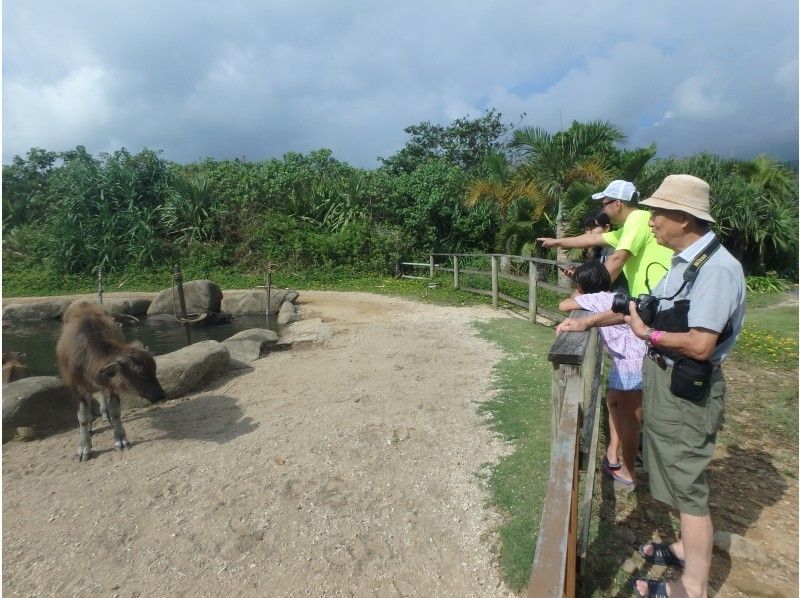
<box><xmin>555</xmin><ymin>317</ymin><xmax>589</xmax><ymax>335</ymax></box>
<box><xmin>537</xmin><ymin>237</ymin><xmax>560</xmax><ymax>249</ymax></box>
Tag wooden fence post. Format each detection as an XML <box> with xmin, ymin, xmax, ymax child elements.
<box><xmin>490</xmin><ymin>255</ymin><xmax>499</xmax><ymax>308</ymax></box>
<box><xmin>528</xmin><ymin>260</ymin><xmax>538</xmax><ymax>322</ymax></box>
<box><xmin>453</xmin><ymin>255</ymin><xmax>460</xmax><ymax>289</ymax></box>
<box><xmin>429</xmin><ymin>254</ymin><xmax>435</xmax><ymax>278</ymax></box>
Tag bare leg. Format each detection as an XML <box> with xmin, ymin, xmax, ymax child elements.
<box><xmin>617</xmin><ymin>390</ymin><xmax>642</xmax><ymax>483</ymax></box>
<box><xmin>77</xmin><ymin>397</ymin><xmax>93</xmax><ymax>462</ymax></box>
<box><xmin>108</xmin><ymin>393</ymin><xmax>130</xmax><ymax>451</ymax></box>
<box><xmin>637</xmin><ymin>514</ymin><xmax>711</xmax><ymax>597</ymax></box>
<box><xmin>605</xmin><ymin>391</ymin><xmax>621</xmax><ymax>465</ymax></box>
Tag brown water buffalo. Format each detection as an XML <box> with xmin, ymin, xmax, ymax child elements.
<box><xmin>2</xmin><ymin>351</ymin><xmax>30</xmax><ymax>384</ymax></box>
<box><xmin>57</xmin><ymin>301</ymin><xmax>166</xmax><ymax>461</ymax></box>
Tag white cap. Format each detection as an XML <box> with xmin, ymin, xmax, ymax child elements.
<box><xmin>591</xmin><ymin>180</ymin><xmax>637</xmax><ymax>202</ymax></box>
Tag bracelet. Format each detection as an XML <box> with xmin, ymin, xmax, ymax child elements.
<box><xmin>650</xmin><ymin>330</ymin><xmax>663</xmax><ymax>346</ymax></box>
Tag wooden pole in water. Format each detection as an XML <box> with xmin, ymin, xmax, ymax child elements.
<box><xmin>173</xmin><ymin>264</ymin><xmax>192</xmax><ymax>345</ymax></box>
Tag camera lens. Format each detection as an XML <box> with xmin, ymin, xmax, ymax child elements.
<box><xmin>611</xmin><ymin>293</ymin><xmax>632</xmax><ymax>315</ymax></box>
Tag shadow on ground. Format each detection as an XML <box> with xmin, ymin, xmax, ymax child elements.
<box><xmin>580</xmin><ymin>445</ymin><xmax>787</xmax><ymax>597</ymax></box>
<box><xmin>140</xmin><ymin>394</ymin><xmax>259</xmax><ymax>444</ymax></box>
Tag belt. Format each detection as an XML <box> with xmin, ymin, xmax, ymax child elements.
<box><xmin>647</xmin><ymin>347</ymin><xmax>674</xmax><ymax>369</ymax></box>
<box><xmin>647</xmin><ymin>347</ymin><xmax>722</xmax><ymax>371</ymax></box>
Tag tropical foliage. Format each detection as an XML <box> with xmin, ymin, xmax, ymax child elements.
<box><xmin>2</xmin><ymin>112</ymin><xmax>797</xmax><ymax>287</ymax></box>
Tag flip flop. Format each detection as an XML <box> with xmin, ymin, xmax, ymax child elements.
<box><xmin>638</xmin><ymin>542</ymin><xmax>685</xmax><ymax>569</ymax></box>
<box><xmin>602</xmin><ymin>467</ymin><xmax>635</xmax><ymax>486</ymax></box>
<box><xmin>631</xmin><ymin>577</ymin><xmax>669</xmax><ymax>597</ymax></box>
<box><xmin>601</xmin><ymin>456</ymin><xmax>622</xmax><ymax>470</ymax></box>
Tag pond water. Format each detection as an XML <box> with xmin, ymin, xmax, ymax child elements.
<box><xmin>2</xmin><ymin>314</ymin><xmax>278</xmax><ymax>377</ymax></box>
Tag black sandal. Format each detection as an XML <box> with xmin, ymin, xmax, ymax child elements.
<box><xmin>638</xmin><ymin>542</ymin><xmax>685</xmax><ymax>569</ymax></box>
<box><xmin>631</xmin><ymin>577</ymin><xmax>669</xmax><ymax>597</ymax></box>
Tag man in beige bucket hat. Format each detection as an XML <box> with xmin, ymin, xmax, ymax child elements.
<box><xmin>624</xmin><ymin>174</ymin><xmax>746</xmax><ymax>598</ymax></box>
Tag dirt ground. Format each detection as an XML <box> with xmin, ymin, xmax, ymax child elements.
<box><xmin>2</xmin><ymin>291</ymin><xmax>516</xmax><ymax>597</ymax></box>
<box><xmin>3</xmin><ymin>290</ymin><xmax>797</xmax><ymax>597</ymax></box>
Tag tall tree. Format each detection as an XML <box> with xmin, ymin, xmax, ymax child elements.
<box><xmin>380</xmin><ymin>108</ymin><xmax>513</xmax><ymax>174</ymax></box>
<box><xmin>509</xmin><ymin>120</ymin><xmax>623</xmax><ymax>276</ymax></box>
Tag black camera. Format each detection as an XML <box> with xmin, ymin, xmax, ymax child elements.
<box><xmin>611</xmin><ymin>292</ymin><xmax>659</xmax><ymax>325</ymax></box>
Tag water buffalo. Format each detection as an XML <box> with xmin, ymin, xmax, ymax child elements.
<box><xmin>57</xmin><ymin>301</ymin><xmax>166</xmax><ymax>461</ymax></box>
<box><xmin>2</xmin><ymin>351</ymin><xmax>30</xmax><ymax>384</ymax></box>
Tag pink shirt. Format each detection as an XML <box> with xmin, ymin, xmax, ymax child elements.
<box><xmin>574</xmin><ymin>291</ymin><xmax>647</xmax><ymax>376</ymax></box>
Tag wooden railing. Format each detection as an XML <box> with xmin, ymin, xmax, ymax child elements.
<box><xmin>528</xmin><ymin>310</ymin><xmax>603</xmax><ymax>597</ymax></box>
<box><xmin>400</xmin><ymin>253</ymin><xmax>580</xmax><ymax>323</ymax></box>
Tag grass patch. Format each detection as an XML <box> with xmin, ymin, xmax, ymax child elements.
<box><xmin>733</xmin><ymin>291</ymin><xmax>799</xmax><ymax>369</ymax></box>
<box><xmin>473</xmin><ymin>318</ymin><xmax>555</xmax><ymax>591</ymax></box>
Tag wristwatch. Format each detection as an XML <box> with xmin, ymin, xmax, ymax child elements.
<box><xmin>643</xmin><ymin>327</ymin><xmax>655</xmax><ymax>345</ymax></box>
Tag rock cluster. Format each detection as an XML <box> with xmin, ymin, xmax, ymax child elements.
<box><xmin>2</xmin><ymin>285</ymin><xmax>330</xmax><ymax>442</ymax></box>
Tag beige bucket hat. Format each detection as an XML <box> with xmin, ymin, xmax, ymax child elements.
<box><xmin>639</xmin><ymin>174</ymin><xmax>715</xmax><ymax>223</ymax></box>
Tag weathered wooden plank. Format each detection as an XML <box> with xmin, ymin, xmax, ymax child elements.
<box><xmin>497</xmin><ymin>291</ymin><xmax>528</xmax><ymax>309</ymax></box>
<box><xmin>400</xmin><ymin>275</ymin><xmax>428</xmax><ymax>280</ymax></box>
<box><xmin>529</xmin><ymin>376</ymin><xmax>582</xmax><ymax>597</ymax></box>
<box><xmin>548</xmin><ymin>310</ymin><xmax>593</xmax><ymax>365</ymax></box>
<box><xmin>491</xmin><ymin>256</ymin><xmax>499</xmax><ymax>309</ymax></box>
<box><xmin>498</xmin><ymin>271</ymin><xmax>529</xmax><ymax>284</ymax></box>
<box><xmin>459</xmin><ymin>268</ymin><xmax>492</xmax><ymax>277</ymax></box>
<box><xmin>461</xmin><ymin>286</ymin><xmax>493</xmax><ymax>297</ymax></box>
<box><xmin>537</xmin><ymin>281</ymin><xmax>573</xmax><ymax>295</ymax></box>
<box><xmin>578</xmin><ymin>339</ymin><xmax>604</xmax><ymax>571</ymax></box>
<box><xmin>453</xmin><ymin>256</ymin><xmax>459</xmax><ymax>289</ymax></box>
<box><xmin>400</xmin><ymin>262</ymin><xmax>429</xmax><ymax>267</ymax></box>
<box><xmin>529</xmin><ymin>262</ymin><xmax>538</xmax><ymax>322</ymax></box>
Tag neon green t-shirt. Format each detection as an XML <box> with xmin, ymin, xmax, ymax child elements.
<box><xmin>602</xmin><ymin>209</ymin><xmax>673</xmax><ymax>296</ymax></box>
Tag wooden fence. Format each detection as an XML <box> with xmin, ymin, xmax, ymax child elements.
<box><xmin>400</xmin><ymin>253</ymin><xmax>580</xmax><ymax>323</ymax></box>
<box><xmin>528</xmin><ymin>311</ymin><xmax>603</xmax><ymax>596</ymax></box>
<box><xmin>401</xmin><ymin>254</ymin><xmax>604</xmax><ymax>596</ymax></box>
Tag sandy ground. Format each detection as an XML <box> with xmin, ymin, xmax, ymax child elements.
<box><xmin>2</xmin><ymin>291</ymin><xmax>517</xmax><ymax>597</ymax></box>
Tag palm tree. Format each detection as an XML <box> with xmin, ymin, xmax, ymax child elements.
<box><xmin>509</xmin><ymin>120</ymin><xmax>623</xmax><ymax>283</ymax></box>
<box><xmin>464</xmin><ymin>152</ymin><xmax>543</xmax><ymax>270</ymax></box>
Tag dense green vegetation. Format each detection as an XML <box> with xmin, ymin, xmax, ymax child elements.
<box><xmin>3</xmin><ymin>110</ymin><xmax>797</xmax><ymax>295</ymax></box>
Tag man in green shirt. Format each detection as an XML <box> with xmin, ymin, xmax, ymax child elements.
<box><xmin>538</xmin><ymin>180</ymin><xmax>673</xmax><ymax>296</ymax></box>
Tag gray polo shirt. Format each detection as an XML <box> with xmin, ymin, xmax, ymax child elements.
<box><xmin>651</xmin><ymin>231</ymin><xmax>746</xmax><ymax>364</ymax></box>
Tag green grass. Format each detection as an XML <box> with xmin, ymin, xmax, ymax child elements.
<box><xmin>473</xmin><ymin>318</ymin><xmax>555</xmax><ymax>590</ymax></box>
<box><xmin>732</xmin><ymin>290</ymin><xmax>799</xmax><ymax>369</ymax></box>
<box><xmin>762</xmin><ymin>389</ymin><xmax>800</xmax><ymax>442</ymax></box>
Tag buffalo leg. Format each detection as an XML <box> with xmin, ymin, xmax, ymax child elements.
<box><xmin>77</xmin><ymin>396</ymin><xmax>93</xmax><ymax>462</ymax></box>
<box><xmin>108</xmin><ymin>393</ymin><xmax>130</xmax><ymax>451</ymax></box>
<box><xmin>96</xmin><ymin>392</ymin><xmax>112</xmax><ymax>425</ymax></box>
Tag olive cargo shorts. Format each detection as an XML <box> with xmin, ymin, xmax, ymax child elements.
<box><xmin>642</xmin><ymin>356</ymin><xmax>725</xmax><ymax>516</ymax></box>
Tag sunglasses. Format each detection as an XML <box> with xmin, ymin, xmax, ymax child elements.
<box><xmin>601</xmin><ymin>199</ymin><xmax>617</xmax><ymax>207</ymax></box>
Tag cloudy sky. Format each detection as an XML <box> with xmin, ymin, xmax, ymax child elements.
<box><xmin>3</xmin><ymin>1</ymin><xmax>797</xmax><ymax>168</ymax></box>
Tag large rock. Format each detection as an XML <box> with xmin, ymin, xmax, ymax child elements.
<box><xmin>3</xmin><ymin>299</ymin><xmax>73</xmax><ymax>323</ymax></box>
<box><xmin>146</xmin><ymin>340</ymin><xmax>231</xmax><ymax>403</ymax></box>
<box><xmin>94</xmin><ymin>297</ymin><xmax>152</xmax><ymax>317</ymax></box>
<box><xmin>713</xmin><ymin>531</ymin><xmax>771</xmax><ymax>564</ymax></box>
<box><xmin>147</xmin><ymin>280</ymin><xmax>223</xmax><ymax>316</ymax></box>
<box><xmin>277</xmin><ymin>301</ymin><xmax>299</xmax><ymax>325</ymax></box>
<box><xmin>2</xmin><ymin>376</ymin><xmax>77</xmax><ymax>440</ymax></box>
<box><xmin>276</xmin><ymin>318</ymin><xmax>333</xmax><ymax>346</ymax></box>
<box><xmin>222</xmin><ymin>328</ymin><xmax>279</xmax><ymax>362</ymax></box>
<box><xmin>221</xmin><ymin>289</ymin><xmax>298</xmax><ymax>315</ymax></box>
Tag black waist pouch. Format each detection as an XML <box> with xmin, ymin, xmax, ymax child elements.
<box><xmin>670</xmin><ymin>357</ymin><xmax>714</xmax><ymax>403</ymax></box>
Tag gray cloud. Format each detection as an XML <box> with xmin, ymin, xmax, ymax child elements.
<box><xmin>3</xmin><ymin>1</ymin><xmax>797</xmax><ymax>167</ymax></box>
